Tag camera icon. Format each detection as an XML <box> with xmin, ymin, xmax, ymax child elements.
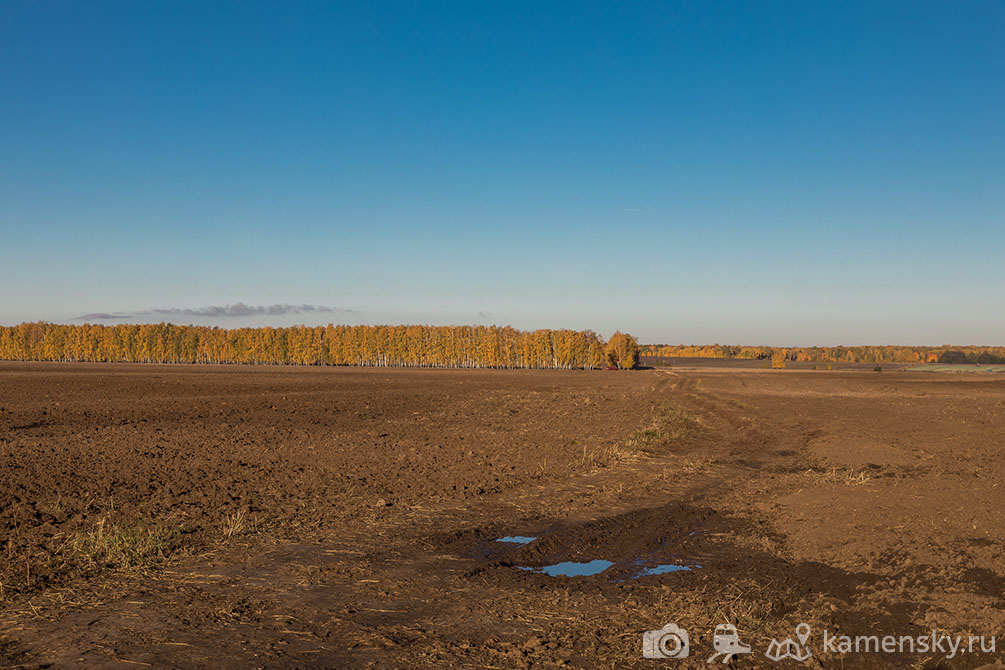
<box><xmin>642</xmin><ymin>622</ymin><xmax>690</xmax><ymax>659</ymax></box>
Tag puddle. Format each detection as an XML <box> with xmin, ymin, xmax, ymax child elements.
<box><xmin>518</xmin><ymin>559</ymin><xmax>614</xmax><ymax>577</ymax></box>
<box><xmin>634</xmin><ymin>563</ymin><xmax>693</xmax><ymax>577</ymax></box>
<box><xmin>495</xmin><ymin>530</ymin><xmax>700</xmax><ymax>580</ymax></box>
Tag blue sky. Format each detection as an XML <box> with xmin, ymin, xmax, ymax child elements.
<box><xmin>1</xmin><ymin>1</ymin><xmax>1002</xmax><ymax>345</ymax></box>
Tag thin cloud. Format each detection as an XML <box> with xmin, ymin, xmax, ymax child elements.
<box><xmin>75</xmin><ymin>303</ymin><xmax>354</xmax><ymax>321</ymax></box>
<box><xmin>75</xmin><ymin>312</ymin><xmax>128</xmax><ymax>320</ymax></box>
<box><xmin>143</xmin><ymin>303</ymin><xmax>353</xmax><ymax>318</ymax></box>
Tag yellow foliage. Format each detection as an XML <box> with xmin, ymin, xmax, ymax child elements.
<box><xmin>0</xmin><ymin>322</ymin><xmax>633</xmax><ymax>370</ymax></box>
<box><xmin>640</xmin><ymin>343</ymin><xmax>1005</xmax><ymax>365</ymax></box>
<box><xmin>604</xmin><ymin>332</ymin><xmax>640</xmax><ymax>369</ymax></box>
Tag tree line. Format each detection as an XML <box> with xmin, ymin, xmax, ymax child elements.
<box><xmin>0</xmin><ymin>322</ymin><xmax>640</xmax><ymax>369</ymax></box>
<box><xmin>641</xmin><ymin>344</ymin><xmax>1005</xmax><ymax>365</ymax></box>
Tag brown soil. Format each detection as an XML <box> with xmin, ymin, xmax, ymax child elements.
<box><xmin>1</xmin><ymin>363</ymin><xmax>1003</xmax><ymax>668</ymax></box>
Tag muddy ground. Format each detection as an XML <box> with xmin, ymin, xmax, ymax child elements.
<box><xmin>1</xmin><ymin>363</ymin><xmax>1003</xmax><ymax>668</ymax></box>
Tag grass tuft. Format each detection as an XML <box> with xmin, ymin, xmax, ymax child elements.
<box><xmin>221</xmin><ymin>510</ymin><xmax>248</xmax><ymax>540</ymax></box>
<box><xmin>625</xmin><ymin>404</ymin><xmax>703</xmax><ymax>452</ymax></box>
<box><xmin>69</xmin><ymin>518</ymin><xmax>183</xmax><ymax>570</ymax></box>
<box><xmin>579</xmin><ymin>403</ymin><xmax>704</xmax><ymax>470</ymax></box>
<box><xmin>806</xmin><ymin>467</ymin><xmax>874</xmax><ymax>486</ymax></box>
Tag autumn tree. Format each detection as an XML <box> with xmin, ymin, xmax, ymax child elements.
<box><xmin>604</xmin><ymin>332</ymin><xmax>640</xmax><ymax>369</ymax></box>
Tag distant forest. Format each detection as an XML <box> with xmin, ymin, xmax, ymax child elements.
<box><xmin>641</xmin><ymin>344</ymin><xmax>1005</xmax><ymax>365</ymax></box>
<box><xmin>0</xmin><ymin>322</ymin><xmax>641</xmax><ymax>370</ymax></box>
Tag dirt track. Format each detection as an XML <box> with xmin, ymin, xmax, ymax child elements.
<box><xmin>2</xmin><ymin>364</ymin><xmax>1003</xmax><ymax>668</ymax></box>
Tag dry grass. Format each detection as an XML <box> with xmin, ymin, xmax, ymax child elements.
<box><xmin>68</xmin><ymin>517</ymin><xmax>183</xmax><ymax>570</ymax></box>
<box><xmin>577</xmin><ymin>443</ymin><xmax>637</xmax><ymax>469</ymax></box>
<box><xmin>625</xmin><ymin>404</ymin><xmax>703</xmax><ymax>451</ymax></box>
<box><xmin>1</xmin><ymin>519</ymin><xmax>184</xmax><ymax>603</ymax></box>
<box><xmin>1</xmin><ymin>514</ymin><xmax>195</xmax><ymax>602</ymax></box>
<box><xmin>221</xmin><ymin>510</ymin><xmax>248</xmax><ymax>540</ymax></box>
<box><xmin>655</xmin><ymin>457</ymin><xmax>718</xmax><ymax>481</ymax></box>
<box><xmin>709</xmin><ymin>393</ymin><xmax>753</xmax><ymax>410</ymax></box>
<box><xmin>805</xmin><ymin>466</ymin><xmax>874</xmax><ymax>486</ymax></box>
<box><xmin>578</xmin><ymin>403</ymin><xmax>704</xmax><ymax>470</ymax></box>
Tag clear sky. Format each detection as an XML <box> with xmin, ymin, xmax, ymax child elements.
<box><xmin>1</xmin><ymin>1</ymin><xmax>1002</xmax><ymax>345</ymax></box>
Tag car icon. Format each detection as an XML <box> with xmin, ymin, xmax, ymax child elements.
<box><xmin>707</xmin><ymin>624</ymin><xmax>752</xmax><ymax>664</ymax></box>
